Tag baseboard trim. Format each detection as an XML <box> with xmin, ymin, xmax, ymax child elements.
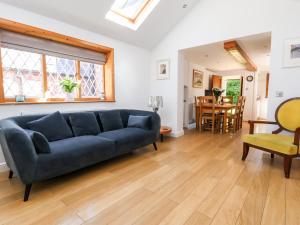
<box><xmin>170</xmin><ymin>130</ymin><xmax>185</xmax><ymax>138</ymax></box>
<box><xmin>0</xmin><ymin>162</ymin><xmax>8</xmax><ymax>172</ymax></box>
<box><xmin>187</xmin><ymin>123</ymin><xmax>196</xmax><ymax>130</ymax></box>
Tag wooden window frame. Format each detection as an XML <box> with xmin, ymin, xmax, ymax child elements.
<box><xmin>0</xmin><ymin>18</ymin><xmax>115</xmax><ymax>105</ymax></box>
<box><xmin>111</xmin><ymin>0</ymin><xmax>152</xmax><ymax>24</ymax></box>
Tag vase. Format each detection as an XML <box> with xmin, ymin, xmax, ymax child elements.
<box><xmin>215</xmin><ymin>96</ymin><xmax>222</xmax><ymax>104</ymax></box>
<box><xmin>65</xmin><ymin>92</ymin><xmax>75</xmax><ymax>102</ymax></box>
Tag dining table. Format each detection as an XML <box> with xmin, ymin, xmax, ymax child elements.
<box><xmin>195</xmin><ymin>102</ymin><xmax>236</xmax><ymax>133</ymax></box>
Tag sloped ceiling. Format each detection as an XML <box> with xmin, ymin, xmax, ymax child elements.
<box><xmin>0</xmin><ymin>0</ymin><xmax>198</xmax><ymax>49</ymax></box>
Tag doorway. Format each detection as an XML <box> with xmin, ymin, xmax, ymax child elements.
<box><xmin>180</xmin><ymin>32</ymin><xmax>271</xmax><ymax>126</ymax></box>
<box><xmin>225</xmin><ymin>78</ymin><xmax>242</xmax><ymax>104</ymax></box>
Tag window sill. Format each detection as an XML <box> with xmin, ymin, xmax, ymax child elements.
<box><xmin>0</xmin><ymin>99</ymin><xmax>116</xmax><ymax>105</ymax></box>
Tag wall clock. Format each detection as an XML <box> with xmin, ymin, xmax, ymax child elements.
<box><xmin>246</xmin><ymin>75</ymin><xmax>254</xmax><ymax>82</ymax></box>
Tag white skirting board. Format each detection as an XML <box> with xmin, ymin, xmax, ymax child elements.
<box><xmin>169</xmin><ymin>130</ymin><xmax>185</xmax><ymax>138</ymax></box>
<box><xmin>0</xmin><ymin>162</ymin><xmax>8</xmax><ymax>172</ymax></box>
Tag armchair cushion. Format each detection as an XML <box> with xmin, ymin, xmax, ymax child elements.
<box><xmin>243</xmin><ymin>134</ymin><xmax>298</xmax><ymax>155</ymax></box>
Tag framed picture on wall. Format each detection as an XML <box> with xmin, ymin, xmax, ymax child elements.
<box><xmin>192</xmin><ymin>69</ymin><xmax>203</xmax><ymax>88</ymax></box>
<box><xmin>157</xmin><ymin>59</ymin><xmax>170</xmax><ymax>80</ymax></box>
<box><xmin>283</xmin><ymin>38</ymin><xmax>300</xmax><ymax>67</ymax></box>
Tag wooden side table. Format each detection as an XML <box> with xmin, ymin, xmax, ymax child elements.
<box><xmin>160</xmin><ymin>126</ymin><xmax>172</xmax><ymax>142</ymax></box>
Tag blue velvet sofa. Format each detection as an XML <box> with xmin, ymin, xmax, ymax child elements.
<box><xmin>0</xmin><ymin>109</ymin><xmax>160</xmax><ymax>201</ymax></box>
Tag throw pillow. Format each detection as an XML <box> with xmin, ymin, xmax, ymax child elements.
<box><xmin>69</xmin><ymin>112</ymin><xmax>101</xmax><ymax>136</ymax></box>
<box><xmin>27</xmin><ymin>111</ymin><xmax>73</xmax><ymax>141</ymax></box>
<box><xmin>25</xmin><ymin>130</ymin><xmax>51</xmax><ymax>154</ymax></box>
<box><xmin>99</xmin><ymin>111</ymin><xmax>123</xmax><ymax>132</ymax></box>
<box><xmin>127</xmin><ymin>115</ymin><xmax>150</xmax><ymax>130</ymax></box>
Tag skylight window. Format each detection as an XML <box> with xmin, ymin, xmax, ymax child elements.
<box><xmin>106</xmin><ymin>0</ymin><xmax>160</xmax><ymax>30</ymax></box>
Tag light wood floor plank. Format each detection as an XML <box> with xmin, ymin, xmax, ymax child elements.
<box><xmin>260</xmin><ymin>159</ymin><xmax>286</xmax><ymax>225</ymax></box>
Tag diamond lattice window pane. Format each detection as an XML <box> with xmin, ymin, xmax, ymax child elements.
<box><xmin>46</xmin><ymin>56</ymin><xmax>76</xmax><ymax>98</ymax></box>
<box><xmin>1</xmin><ymin>48</ymin><xmax>43</xmax><ymax>98</ymax></box>
<box><xmin>80</xmin><ymin>62</ymin><xmax>103</xmax><ymax>98</ymax></box>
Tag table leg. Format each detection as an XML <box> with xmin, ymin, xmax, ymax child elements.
<box><xmin>199</xmin><ymin>108</ymin><xmax>203</xmax><ymax>131</ymax></box>
<box><xmin>223</xmin><ymin>110</ymin><xmax>228</xmax><ymax>133</ymax></box>
<box><xmin>196</xmin><ymin>106</ymin><xmax>199</xmax><ymax>130</ymax></box>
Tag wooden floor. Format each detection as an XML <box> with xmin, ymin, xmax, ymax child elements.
<box><xmin>0</xmin><ymin>125</ymin><xmax>300</xmax><ymax>225</ymax></box>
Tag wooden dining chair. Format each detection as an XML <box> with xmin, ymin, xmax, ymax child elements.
<box><xmin>227</xmin><ymin>97</ymin><xmax>243</xmax><ymax>133</ymax></box>
<box><xmin>197</xmin><ymin>96</ymin><xmax>222</xmax><ymax>133</ymax></box>
<box><xmin>238</xmin><ymin>96</ymin><xmax>246</xmax><ymax>129</ymax></box>
<box><xmin>222</xmin><ymin>96</ymin><xmax>233</xmax><ymax>104</ymax></box>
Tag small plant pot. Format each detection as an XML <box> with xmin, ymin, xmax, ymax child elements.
<box><xmin>65</xmin><ymin>92</ymin><xmax>75</xmax><ymax>102</ymax></box>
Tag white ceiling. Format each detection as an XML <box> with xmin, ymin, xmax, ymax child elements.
<box><xmin>182</xmin><ymin>32</ymin><xmax>272</xmax><ymax>72</ymax></box>
<box><xmin>0</xmin><ymin>0</ymin><xmax>199</xmax><ymax>49</ymax></box>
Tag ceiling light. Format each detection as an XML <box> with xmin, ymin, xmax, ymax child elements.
<box><xmin>228</xmin><ymin>49</ymin><xmax>247</xmax><ymax>64</ymax></box>
<box><xmin>224</xmin><ymin>41</ymin><xmax>257</xmax><ymax>72</ymax></box>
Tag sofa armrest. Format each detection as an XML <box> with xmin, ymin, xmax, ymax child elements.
<box><xmin>0</xmin><ymin>120</ymin><xmax>38</xmax><ymax>184</ymax></box>
<box><xmin>248</xmin><ymin>120</ymin><xmax>278</xmax><ymax>134</ymax></box>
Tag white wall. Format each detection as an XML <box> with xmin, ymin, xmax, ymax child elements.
<box><xmin>183</xmin><ymin>59</ymin><xmax>211</xmax><ymax>127</ymax></box>
<box><xmin>257</xmin><ymin>71</ymin><xmax>269</xmax><ymax>120</ymax></box>
<box><xmin>150</xmin><ymin>0</ymin><xmax>300</xmax><ymax>135</ymax></box>
<box><xmin>0</xmin><ymin>3</ymin><xmax>151</xmax><ymax>168</ymax></box>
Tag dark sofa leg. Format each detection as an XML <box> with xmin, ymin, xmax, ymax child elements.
<box><xmin>242</xmin><ymin>143</ymin><xmax>249</xmax><ymax>161</ymax></box>
<box><xmin>160</xmin><ymin>134</ymin><xmax>164</xmax><ymax>142</ymax></box>
<box><xmin>8</xmin><ymin>170</ymin><xmax>13</xmax><ymax>179</ymax></box>
<box><xmin>24</xmin><ymin>184</ymin><xmax>32</xmax><ymax>202</ymax></box>
<box><xmin>284</xmin><ymin>157</ymin><xmax>292</xmax><ymax>178</ymax></box>
<box><xmin>271</xmin><ymin>153</ymin><xmax>275</xmax><ymax>159</ymax></box>
<box><xmin>153</xmin><ymin>142</ymin><xmax>158</xmax><ymax>151</ymax></box>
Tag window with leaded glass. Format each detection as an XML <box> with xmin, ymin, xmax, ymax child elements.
<box><xmin>46</xmin><ymin>56</ymin><xmax>77</xmax><ymax>98</ymax></box>
<box><xmin>1</xmin><ymin>48</ymin><xmax>43</xmax><ymax>98</ymax></box>
<box><xmin>80</xmin><ymin>62</ymin><xmax>104</xmax><ymax>98</ymax></box>
<box><xmin>0</xmin><ymin>24</ymin><xmax>115</xmax><ymax>104</ymax></box>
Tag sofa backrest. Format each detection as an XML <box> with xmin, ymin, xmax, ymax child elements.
<box><xmin>2</xmin><ymin>109</ymin><xmax>159</xmax><ymax>133</ymax></box>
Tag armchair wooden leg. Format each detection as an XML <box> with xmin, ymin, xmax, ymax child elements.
<box><xmin>153</xmin><ymin>142</ymin><xmax>158</xmax><ymax>151</ymax></box>
<box><xmin>284</xmin><ymin>157</ymin><xmax>292</xmax><ymax>178</ymax></box>
<box><xmin>24</xmin><ymin>184</ymin><xmax>32</xmax><ymax>202</ymax></box>
<box><xmin>242</xmin><ymin>143</ymin><xmax>249</xmax><ymax>161</ymax></box>
<box><xmin>8</xmin><ymin>170</ymin><xmax>13</xmax><ymax>179</ymax></box>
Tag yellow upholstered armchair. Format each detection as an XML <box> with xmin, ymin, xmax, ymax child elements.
<box><xmin>242</xmin><ymin>98</ymin><xmax>300</xmax><ymax>178</ymax></box>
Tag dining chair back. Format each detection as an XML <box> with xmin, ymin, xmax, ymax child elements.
<box><xmin>226</xmin><ymin>96</ymin><xmax>243</xmax><ymax>132</ymax></box>
<box><xmin>239</xmin><ymin>96</ymin><xmax>246</xmax><ymax>129</ymax></box>
<box><xmin>222</xmin><ymin>96</ymin><xmax>233</xmax><ymax>104</ymax></box>
<box><xmin>197</xmin><ymin>96</ymin><xmax>222</xmax><ymax>132</ymax></box>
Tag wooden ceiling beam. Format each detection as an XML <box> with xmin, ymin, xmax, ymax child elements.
<box><xmin>224</xmin><ymin>41</ymin><xmax>257</xmax><ymax>72</ymax></box>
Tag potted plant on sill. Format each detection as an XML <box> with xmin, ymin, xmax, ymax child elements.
<box><xmin>60</xmin><ymin>78</ymin><xmax>80</xmax><ymax>102</ymax></box>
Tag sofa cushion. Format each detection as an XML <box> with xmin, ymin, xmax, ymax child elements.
<box><xmin>35</xmin><ymin>136</ymin><xmax>115</xmax><ymax>180</ymax></box>
<box><xmin>127</xmin><ymin>115</ymin><xmax>150</xmax><ymax>130</ymax></box>
<box><xmin>25</xmin><ymin>130</ymin><xmax>51</xmax><ymax>154</ymax></box>
<box><xmin>98</xmin><ymin>128</ymin><xmax>156</xmax><ymax>154</ymax></box>
<box><xmin>27</xmin><ymin>111</ymin><xmax>73</xmax><ymax>141</ymax></box>
<box><xmin>99</xmin><ymin>111</ymin><xmax>123</xmax><ymax>132</ymax></box>
<box><xmin>69</xmin><ymin>112</ymin><xmax>100</xmax><ymax>136</ymax></box>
